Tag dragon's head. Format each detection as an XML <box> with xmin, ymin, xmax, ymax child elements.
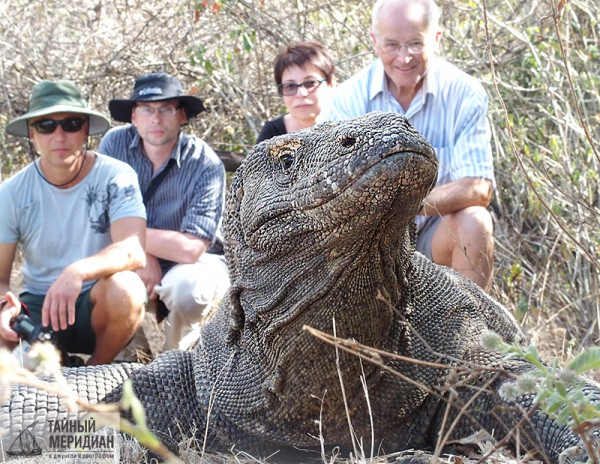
<box><xmin>224</xmin><ymin>111</ymin><xmax>437</xmax><ymax>280</ymax></box>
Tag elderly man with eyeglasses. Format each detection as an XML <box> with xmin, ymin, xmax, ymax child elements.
<box><xmin>0</xmin><ymin>80</ymin><xmax>147</xmax><ymax>365</ymax></box>
<box><xmin>98</xmin><ymin>72</ymin><xmax>228</xmax><ymax>351</ymax></box>
<box><xmin>320</xmin><ymin>0</ymin><xmax>495</xmax><ymax>291</ymax></box>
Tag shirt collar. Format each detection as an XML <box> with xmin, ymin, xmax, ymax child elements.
<box><xmin>171</xmin><ymin>132</ymin><xmax>184</xmax><ymax>168</ymax></box>
<box><xmin>368</xmin><ymin>59</ymin><xmax>388</xmax><ymax>101</ymax></box>
<box><xmin>422</xmin><ymin>57</ymin><xmax>440</xmax><ymax>98</ymax></box>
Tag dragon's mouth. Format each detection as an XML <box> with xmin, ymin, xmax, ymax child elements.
<box><xmin>299</xmin><ymin>146</ymin><xmax>437</xmax><ymax>213</ymax></box>
<box><xmin>244</xmin><ymin>147</ymin><xmax>436</xmax><ymax>242</ymax></box>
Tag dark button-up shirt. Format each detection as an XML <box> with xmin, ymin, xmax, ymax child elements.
<box><xmin>99</xmin><ymin>124</ymin><xmax>226</xmax><ymax>272</ymax></box>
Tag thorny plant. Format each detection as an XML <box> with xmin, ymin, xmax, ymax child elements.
<box><xmin>307</xmin><ymin>323</ymin><xmax>600</xmax><ymax>464</ymax></box>
<box><xmin>483</xmin><ymin>331</ymin><xmax>600</xmax><ymax>464</ymax></box>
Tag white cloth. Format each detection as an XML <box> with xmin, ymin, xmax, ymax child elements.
<box><xmin>156</xmin><ymin>253</ymin><xmax>229</xmax><ymax>350</ymax></box>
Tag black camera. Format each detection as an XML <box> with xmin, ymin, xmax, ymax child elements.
<box><xmin>10</xmin><ymin>314</ymin><xmax>54</xmax><ymax>346</ymax></box>
<box><xmin>9</xmin><ymin>314</ymin><xmax>77</xmax><ymax>366</ymax></box>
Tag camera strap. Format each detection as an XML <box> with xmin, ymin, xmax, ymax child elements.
<box><xmin>143</xmin><ymin>159</ymin><xmax>175</xmax><ymax>206</ymax></box>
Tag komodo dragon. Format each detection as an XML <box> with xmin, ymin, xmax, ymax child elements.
<box><xmin>1</xmin><ymin>111</ymin><xmax>598</xmax><ymax>463</ymax></box>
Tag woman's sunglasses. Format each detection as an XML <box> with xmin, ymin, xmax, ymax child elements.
<box><xmin>277</xmin><ymin>78</ymin><xmax>327</xmax><ymax>96</ymax></box>
<box><xmin>30</xmin><ymin>117</ymin><xmax>88</xmax><ymax>134</ymax></box>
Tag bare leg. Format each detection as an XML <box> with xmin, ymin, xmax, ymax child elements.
<box><xmin>87</xmin><ymin>270</ymin><xmax>146</xmax><ymax>365</ymax></box>
<box><xmin>430</xmin><ymin>206</ymin><xmax>494</xmax><ymax>291</ymax></box>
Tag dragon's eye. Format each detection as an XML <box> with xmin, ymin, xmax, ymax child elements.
<box><xmin>279</xmin><ymin>152</ymin><xmax>294</xmax><ymax>170</ymax></box>
<box><xmin>269</xmin><ymin>140</ymin><xmax>301</xmax><ymax>175</ymax></box>
<box><xmin>339</xmin><ymin>135</ymin><xmax>356</xmax><ymax>148</ymax></box>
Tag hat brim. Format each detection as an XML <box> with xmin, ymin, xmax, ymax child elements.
<box><xmin>6</xmin><ymin>105</ymin><xmax>110</xmax><ymax>138</ymax></box>
<box><xmin>109</xmin><ymin>95</ymin><xmax>205</xmax><ymax>123</ymax></box>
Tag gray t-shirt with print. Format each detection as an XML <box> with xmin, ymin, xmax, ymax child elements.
<box><xmin>0</xmin><ymin>153</ymin><xmax>146</xmax><ymax>294</ymax></box>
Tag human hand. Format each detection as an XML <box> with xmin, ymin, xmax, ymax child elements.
<box><xmin>136</xmin><ymin>253</ymin><xmax>163</xmax><ymax>300</ymax></box>
<box><xmin>0</xmin><ymin>291</ymin><xmax>22</xmax><ymax>343</ymax></box>
<box><xmin>43</xmin><ymin>266</ymin><xmax>83</xmax><ymax>332</ymax></box>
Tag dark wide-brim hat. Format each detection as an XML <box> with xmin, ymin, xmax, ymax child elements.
<box><xmin>6</xmin><ymin>80</ymin><xmax>110</xmax><ymax>138</ymax></box>
<box><xmin>108</xmin><ymin>72</ymin><xmax>205</xmax><ymax>123</ymax></box>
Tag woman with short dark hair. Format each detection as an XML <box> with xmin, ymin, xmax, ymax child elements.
<box><xmin>256</xmin><ymin>40</ymin><xmax>336</xmax><ymax>143</ymax></box>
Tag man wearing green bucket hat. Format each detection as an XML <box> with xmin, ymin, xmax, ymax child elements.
<box><xmin>0</xmin><ymin>80</ymin><xmax>148</xmax><ymax>365</ymax></box>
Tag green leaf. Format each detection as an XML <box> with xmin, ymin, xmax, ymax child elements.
<box><xmin>555</xmin><ymin>382</ymin><xmax>568</xmax><ymax>397</ymax></box>
<box><xmin>122</xmin><ymin>379</ymin><xmax>148</xmax><ymax>431</ymax></box>
<box><xmin>545</xmin><ymin>392</ymin><xmax>564</xmax><ymax>414</ymax></box>
<box><xmin>242</xmin><ymin>32</ymin><xmax>253</xmax><ymax>51</ymax></box>
<box><xmin>557</xmin><ymin>407</ymin><xmax>572</xmax><ymax>425</ymax></box>
<box><xmin>566</xmin><ymin>347</ymin><xmax>600</xmax><ymax>374</ymax></box>
<box><xmin>524</xmin><ymin>344</ymin><xmax>540</xmax><ymax>362</ymax></box>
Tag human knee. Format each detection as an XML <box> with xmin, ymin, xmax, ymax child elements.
<box><xmin>161</xmin><ymin>278</ymin><xmax>224</xmax><ymax>320</ymax></box>
<box><xmin>96</xmin><ymin>271</ymin><xmax>146</xmax><ymax>317</ymax></box>
<box><xmin>453</xmin><ymin>206</ymin><xmax>493</xmax><ymax>238</ymax></box>
<box><xmin>156</xmin><ymin>260</ymin><xmax>229</xmax><ymax>319</ymax></box>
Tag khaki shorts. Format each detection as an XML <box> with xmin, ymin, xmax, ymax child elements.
<box><xmin>415</xmin><ymin>216</ymin><xmax>441</xmax><ymax>261</ymax></box>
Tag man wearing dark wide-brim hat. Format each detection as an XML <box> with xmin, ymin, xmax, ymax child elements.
<box><xmin>99</xmin><ymin>72</ymin><xmax>229</xmax><ymax>351</ymax></box>
<box><xmin>0</xmin><ymin>80</ymin><xmax>147</xmax><ymax>365</ymax></box>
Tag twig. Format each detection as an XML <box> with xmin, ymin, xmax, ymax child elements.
<box><xmin>332</xmin><ymin>318</ymin><xmax>360</xmax><ymax>459</ymax></box>
<box><xmin>480</xmin><ymin>0</ymin><xmax>600</xmax><ymax>275</ymax></box>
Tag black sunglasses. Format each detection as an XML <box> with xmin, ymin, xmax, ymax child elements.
<box><xmin>30</xmin><ymin>117</ymin><xmax>88</xmax><ymax>134</ymax></box>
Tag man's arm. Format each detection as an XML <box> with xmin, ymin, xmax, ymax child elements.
<box><xmin>146</xmin><ymin>229</ymin><xmax>209</xmax><ymax>264</ymax></box>
<box><xmin>143</xmin><ymin>142</ymin><xmax>223</xmax><ymax>265</ymax></box>
<box><xmin>0</xmin><ymin>242</ymin><xmax>22</xmax><ymax>342</ymax></box>
<box><xmin>137</xmin><ymin>230</ymin><xmax>209</xmax><ymax>299</ymax></box>
<box><xmin>0</xmin><ymin>242</ymin><xmax>16</xmax><ymax>297</ymax></box>
<box><xmin>419</xmin><ymin>71</ymin><xmax>494</xmax><ymax>218</ymax></box>
<box><xmin>42</xmin><ymin>217</ymin><xmax>146</xmax><ymax>331</ymax></box>
<box><xmin>420</xmin><ymin>177</ymin><xmax>492</xmax><ymax>217</ymax></box>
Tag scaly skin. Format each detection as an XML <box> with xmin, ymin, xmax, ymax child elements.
<box><xmin>1</xmin><ymin>112</ymin><xmax>598</xmax><ymax>463</ymax></box>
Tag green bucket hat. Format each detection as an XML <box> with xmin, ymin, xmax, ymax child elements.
<box><xmin>6</xmin><ymin>80</ymin><xmax>110</xmax><ymax>137</ymax></box>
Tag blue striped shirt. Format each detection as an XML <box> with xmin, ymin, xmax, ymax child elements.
<box><xmin>319</xmin><ymin>57</ymin><xmax>495</xmax><ymax>191</ymax></box>
<box><xmin>98</xmin><ymin>125</ymin><xmax>226</xmax><ymax>271</ymax></box>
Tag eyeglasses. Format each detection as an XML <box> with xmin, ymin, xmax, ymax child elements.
<box><xmin>30</xmin><ymin>117</ymin><xmax>88</xmax><ymax>134</ymax></box>
<box><xmin>135</xmin><ymin>104</ymin><xmax>182</xmax><ymax>117</ymax></box>
<box><xmin>277</xmin><ymin>78</ymin><xmax>327</xmax><ymax>96</ymax></box>
<box><xmin>378</xmin><ymin>40</ymin><xmax>426</xmax><ymax>56</ymax></box>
